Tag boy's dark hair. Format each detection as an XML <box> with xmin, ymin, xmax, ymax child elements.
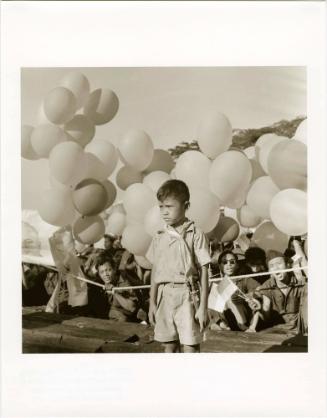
<box><xmin>244</xmin><ymin>247</ymin><xmax>266</xmax><ymax>264</ymax></box>
<box><xmin>95</xmin><ymin>254</ymin><xmax>116</xmax><ymax>272</ymax></box>
<box><xmin>218</xmin><ymin>249</ymin><xmax>238</xmax><ymax>265</ymax></box>
<box><xmin>157</xmin><ymin>179</ymin><xmax>190</xmax><ymax>204</ymax></box>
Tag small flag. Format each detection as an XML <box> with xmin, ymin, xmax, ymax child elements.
<box><xmin>49</xmin><ymin>226</ymin><xmax>88</xmax><ymax>307</ymax></box>
<box><xmin>208</xmin><ymin>277</ymin><xmax>239</xmax><ymax>313</ymax></box>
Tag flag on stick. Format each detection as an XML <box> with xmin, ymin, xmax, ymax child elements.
<box><xmin>49</xmin><ymin>226</ymin><xmax>88</xmax><ymax>307</ymax></box>
<box><xmin>208</xmin><ymin>277</ymin><xmax>239</xmax><ymax>313</ymax></box>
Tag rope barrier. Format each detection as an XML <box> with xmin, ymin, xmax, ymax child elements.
<box><xmin>22</xmin><ymin>253</ymin><xmax>308</xmax><ymax>293</ymax></box>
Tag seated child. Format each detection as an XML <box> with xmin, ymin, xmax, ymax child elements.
<box><xmin>87</xmin><ymin>254</ymin><xmax>139</xmax><ymax>322</ymax></box>
<box><xmin>245</xmin><ymin>250</ymin><xmax>307</xmax><ymax>333</ymax></box>
<box><xmin>147</xmin><ymin>179</ymin><xmax>211</xmax><ymax>353</ymax></box>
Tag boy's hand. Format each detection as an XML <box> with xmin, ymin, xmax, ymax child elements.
<box><xmin>195</xmin><ymin>305</ymin><xmax>208</xmax><ymax>332</ymax></box>
<box><xmin>148</xmin><ymin>303</ymin><xmax>157</xmax><ymax>327</ymax></box>
<box><xmin>245</xmin><ymin>296</ymin><xmax>261</xmax><ymax>312</ymax></box>
<box><xmin>104</xmin><ymin>283</ymin><xmax>114</xmax><ymax>293</ymax></box>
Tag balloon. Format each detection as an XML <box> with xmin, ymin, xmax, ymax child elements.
<box><xmin>118</xmin><ymin>130</ymin><xmax>154</xmax><ymax>171</ymax></box>
<box><xmin>270</xmin><ymin>189</ymin><xmax>307</xmax><ymax>236</ymax></box>
<box><xmin>72</xmin><ymin>178</ymin><xmax>108</xmax><ymax>216</ymax></box>
<box><xmin>209</xmin><ymin>151</ymin><xmax>252</xmax><ymax>206</ymax></box>
<box><xmin>108</xmin><ymin>202</ymin><xmax>126</xmax><ymax>216</ymax></box>
<box><xmin>22</xmin><ymin>221</ymin><xmax>40</xmax><ymax>252</ymax></box>
<box><xmin>134</xmin><ymin>255</ymin><xmax>152</xmax><ymax>270</ymax></box>
<box><xmin>83</xmin><ymin>88</ymin><xmax>119</xmax><ymax>125</ymax></box>
<box><xmin>207</xmin><ymin>216</ymin><xmax>240</xmax><ymax>243</ymax></box>
<box><xmin>44</xmin><ymin>87</ymin><xmax>77</xmax><ymax>125</ymax></box>
<box><xmin>73</xmin><ymin>215</ymin><xmax>105</xmax><ymax>244</ymax></box>
<box><xmin>49</xmin><ymin>141</ymin><xmax>85</xmax><ymax>186</ymax></box>
<box><xmin>304</xmin><ymin>238</ymin><xmax>308</xmax><ymax>258</ymax></box>
<box><xmin>224</xmin><ymin>207</ymin><xmax>237</xmax><ymax>220</ymax></box>
<box><xmin>144</xmin><ymin>149</ymin><xmax>174</xmax><ymax>174</ymax></box>
<box><xmin>60</xmin><ymin>71</ymin><xmax>90</xmax><ymax>109</ymax></box>
<box><xmin>21</xmin><ymin>125</ymin><xmax>39</xmax><ymax>160</ymax></box>
<box><xmin>255</xmin><ymin>134</ymin><xmax>288</xmax><ymax>173</ymax></box>
<box><xmin>64</xmin><ymin>114</ymin><xmax>95</xmax><ymax>147</ymax></box>
<box><xmin>225</xmin><ymin>185</ymin><xmax>249</xmax><ymax>209</ymax></box>
<box><xmin>188</xmin><ymin>188</ymin><xmax>221</xmax><ymax>233</ymax></box>
<box><xmin>143</xmin><ymin>171</ymin><xmax>170</xmax><ymax>193</ymax></box>
<box><xmin>144</xmin><ymin>205</ymin><xmax>165</xmax><ymax>236</ymax></box>
<box><xmin>85</xmin><ymin>139</ymin><xmax>118</xmax><ymax>177</ymax></box>
<box><xmin>31</xmin><ymin>124</ymin><xmax>67</xmax><ymax>158</ymax></box>
<box><xmin>38</xmin><ymin>189</ymin><xmax>76</xmax><ymax>226</ymax></box>
<box><xmin>250</xmin><ymin>158</ymin><xmax>266</xmax><ymax>182</ymax></box>
<box><xmin>116</xmin><ymin>165</ymin><xmax>143</xmax><ymax>190</ymax></box>
<box><xmin>237</xmin><ymin>205</ymin><xmax>262</xmax><ymax>228</ymax></box>
<box><xmin>102</xmin><ymin>179</ymin><xmax>117</xmax><ymax>209</ymax></box>
<box><xmin>36</xmin><ymin>102</ymin><xmax>51</xmax><ymax>125</ymax></box>
<box><xmin>175</xmin><ymin>151</ymin><xmax>211</xmax><ymax>189</ymax></box>
<box><xmin>243</xmin><ymin>146</ymin><xmax>255</xmax><ymax>159</ymax></box>
<box><xmin>83</xmin><ymin>152</ymin><xmax>107</xmax><ymax>182</ymax></box>
<box><xmin>106</xmin><ymin>212</ymin><xmax>126</xmax><ymax>236</ymax></box>
<box><xmin>293</xmin><ymin>118</ymin><xmax>307</xmax><ymax>145</ymax></box>
<box><xmin>49</xmin><ymin>175</ymin><xmax>72</xmax><ymax>193</ymax></box>
<box><xmin>267</xmin><ymin>139</ymin><xmax>307</xmax><ymax>191</ymax></box>
<box><xmin>197</xmin><ymin>111</ymin><xmax>233</xmax><ymax>159</ymax></box>
<box><xmin>252</xmin><ymin>221</ymin><xmax>288</xmax><ymax>253</ymax></box>
<box><xmin>123</xmin><ymin>183</ymin><xmax>157</xmax><ymax>223</ymax></box>
<box><xmin>121</xmin><ymin>224</ymin><xmax>152</xmax><ymax>256</ymax></box>
<box><xmin>246</xmin><ymin>176</ymin><xmax>280</xmax><ymax>219</ymax></box>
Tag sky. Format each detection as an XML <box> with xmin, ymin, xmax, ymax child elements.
<box><xmin>21</xmin><ymin>67</ymin><xmax>306</xmax><ymax>209</ymax></box>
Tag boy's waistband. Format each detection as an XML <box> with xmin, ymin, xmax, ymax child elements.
<box><xmin>161</xmin><ymin>282</ymin><xmax>188</xmax><ymax>288</ymax></box>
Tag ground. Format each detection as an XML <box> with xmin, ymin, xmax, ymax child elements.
<box><xmin>22</xmin><ymin>307</ymin><xmax>307</xmax><ymax>353</ymax></box>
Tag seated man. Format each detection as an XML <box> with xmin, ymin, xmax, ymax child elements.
<box><xmin>87</xmin><ymin>254</ymin><xmax>140</xmax><ymax>322</ymax></box>
<box><xmin>246</xmin><ymin>250</ymin><xmax>307</xmax><ymax>333</ymax></box>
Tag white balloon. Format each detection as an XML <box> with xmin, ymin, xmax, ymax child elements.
<box><xmin>85</xmin><ymin>139</ymin><xmax>118</xmax><ymax>178</ymax></box>
<box><xmin>188</xmin><ymin>188</ymin><xmax>221</xmax><ymax>233</ymax></box>
<box><xmin>143</xmin><ymin>171</ymin><xmax>170</xmax><ymax>193</ymax></box>
<box><xmin>60</xmin><ymin>71</ymin><xmax>90</xmax><ymax>109</ymax></box>
<box><xmin>123</xmin><ymin>183</ymin><xmax>157</xmax><ymax>223</ymax></box>
<box><xmin>175</xmin><ymin>151</ymin><xmax>211</xmax><ymax>189</ymax></box>
<box><xmin>144</xmin><ymin>205</ymin><xmax>165</xmax><ymax>236</ymax></box>
<box><xmin>255</xmin><ymin>134</ymin><xmax>288</xmax><ymax>173</ymax></box>
<box><xmin>197</xmin><ymin>111</ymin><xmax>233</xmax><ymax>159</ymax></box>
<box><xmin>293</xmin><ymin>118</ymin><xmax>307</xmax><ymax>145</ymax></box>
<box><xmin>118</xmin><ymin>130</ymin><xmax>154</xmax><ymax>171</ymax></box>
<box><xmin>106</xmin><ymin>212</ymin><xmax>126</xmax><ymax>236</ymax></box>
<box><xmin>21</xmin><ymin>125</ymin><xmax>39</xmax><ymax>160</ymax></box>
<box><xmin>270</xmin><ymin>189</ymin><xmax>307</xmax><ymax>236</ymax></box>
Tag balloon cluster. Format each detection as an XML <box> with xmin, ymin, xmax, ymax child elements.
<box><xmin>22</xmin><ymin>75</ymin><xmax>307</xmax><ymax>257</ymax></box>
<box><xmin>22</xmin><ymin>71</ymin><xmax>120</xmax><ymax>243</ymax></box>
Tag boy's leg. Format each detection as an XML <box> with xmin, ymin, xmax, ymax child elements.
<box><xmin>163</xmin><ymin>341</ymin><xmax>181</xmax><ymax>353</ymax></box>
<box><xmin>183</xmin><ymin>344</ymin><xmax>200</xmax><ymax>353</ymax></box>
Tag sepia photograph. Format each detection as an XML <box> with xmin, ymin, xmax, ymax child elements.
<box><xmin>21</xmin><ymin>66</ymin><xmax>308</xmax><ymax>354</ymax></box>
<box><xmin>2</xmin><ymin>2</ymin><xmax>326</xmax><ymax>416</ymax></box>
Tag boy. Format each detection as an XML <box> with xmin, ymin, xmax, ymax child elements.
<box><xmin>147</xmin><ymin>179</ymin><xmax>211</xmax><ymax>353</ymax></box>
<box><xmin>245</xmin><ymin>250</ymin><xmax>306</xmax><ymax>332</ymax></box>
<box><xmin>88</xmin><ymin>254</ymin><xmax>139</xmax><ymax>322</ymax></box>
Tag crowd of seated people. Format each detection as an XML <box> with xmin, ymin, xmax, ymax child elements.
<box><xmin>22</xmin><ymin>231</ymin><xmax>308</xmax><ymax>334</ymax></box>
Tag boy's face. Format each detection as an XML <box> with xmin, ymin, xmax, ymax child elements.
<box><xmin>159</xmin><ymin>196</ymin><xmax>186</xmax><ymax>227</ymax></box>
<box><xmin>98</xmin><ymin>262</ymin><xmax>115</xmax><ymax>284</ymax></box>
<box><xmin>268</xmin><ymin>257</ymin><xmax>288</xmax><ymax>283</ymax></box>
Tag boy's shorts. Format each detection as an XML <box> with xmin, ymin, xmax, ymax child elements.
<box><xmin>154</xmin><ymin>283</ymin><xmax>202</xmax><ymax>346</ymax></box>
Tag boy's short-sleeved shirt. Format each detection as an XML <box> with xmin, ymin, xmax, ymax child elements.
<box><xmin>146</xmin><ymin>219</ymin><xmax>211</xmax><ymax>284</ymax></box>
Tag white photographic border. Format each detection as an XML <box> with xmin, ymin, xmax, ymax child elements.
<box><xmin>1</xmin><ymin>1</ymin><xmax>326</xmax><ymax>417</ymax></box>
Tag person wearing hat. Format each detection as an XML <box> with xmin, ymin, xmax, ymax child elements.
<box><xmin>245</xmin><ymin>250</ymin><xmax>307</xmax><ymax>333</ymax></box>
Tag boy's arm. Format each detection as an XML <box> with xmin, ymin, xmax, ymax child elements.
<box><xmin>195</xmin><ymin>265</ymin><xmax>209</xmax><ymax>331</ymax></box>
<box><xmin>113</xmin><ymin>292</ymin><xmax>137</xmax><ymax>313</ymax></box>
<box><xmin>148</xmin><ymin>271</ymin><xmax>159</xmax><ymax>326</ymax></box>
